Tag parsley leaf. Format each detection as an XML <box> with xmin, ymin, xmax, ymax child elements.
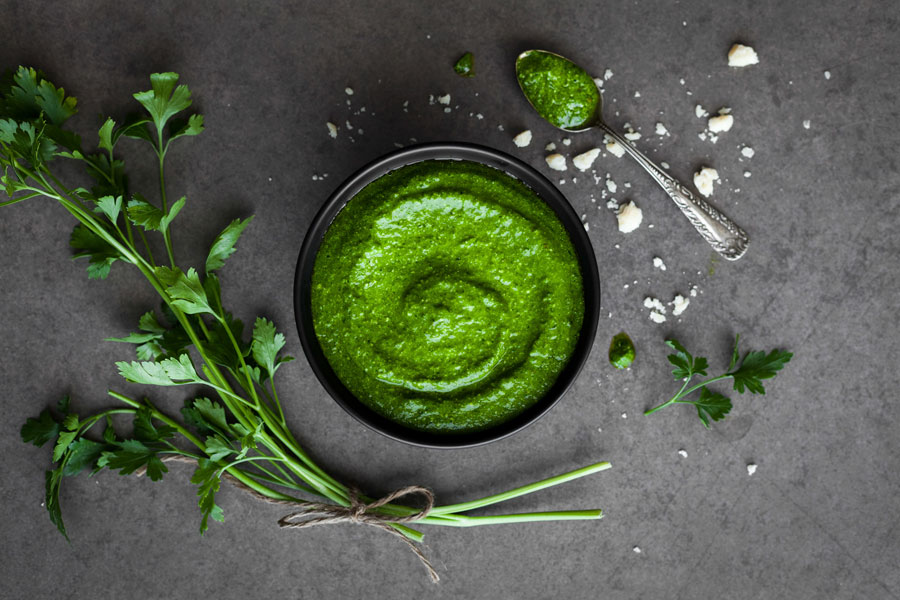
<box><xmin>251</xmin><ymin>317</ymin><xmax>293</xmax><ymax>381</ymax></box>
<box><xmin>191</xmin><ymin>458</ymin><xmax>225</xmax><ymax>534</ymax></box>
<box><xmin>70</xmin><ymin>223</ymin><xmax>122</xmax><ymax>279</ymax></box>
<box><xmin>731</xmin><ymin>349</ymin><xmax>794</xmax><ymax>394</ymax></box>
<box><xmin>98</xmin><ymin>439</ymin><xmax>168</xmax><ymax>481</ymax></box>
<box><xmin>204</xmin><ymin>436</ymin><xmax>234</xmax><ymax>462</ymax></box>
<box><xmin>116</xmin><ymin>354</ymin><xmax>201</xmax><ymax>386</ymax></box>
<box><xmin>665</xmin><ymin>339</ymin><xmax>708</xmax><ymax>380</ymax></box>
<box><xmin>159</xmin><ymin>267</ymin><xmax>216</xmax><ymax>316</ymax></box>
<box><xmin>205</xmin><ymin>217</ymin><xmax>254</xmax><ymax>274</ymax></box>
<box><xmin>21</xmin><ymin>409</ymin><xmax>61</xmax><ymax>447</ymax></box>
<box><xmin>689</xmin><ymin>388</ymin><xmax>732</xmax><ymax>428</ymax></box>
<box><xmin>182</xmin><ymin>397</ymin><xmax>232</xmax><ymax>437</ymax></box>
<box><xmin>44</xmin><ymin>468</ymin><xmax>68</xmax><ymax>540</ymax></box>
<box><xmin>132</xmin><ymin>72</ymin><xmax>193</xmax><ymax>136</ymax></box>
<box><xmin>62</xmin><ymin>438</ymin><xmax>106</xmax><ymax>476</ymax></box>
<box><xmin>133</xmin><ymin>406</ymin><xmax>176</xmax><ymax>442</ymax></box>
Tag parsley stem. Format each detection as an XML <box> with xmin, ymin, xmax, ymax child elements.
<box><xmin>156</xmin><ymin>142</ymin><xmax>176</xmax><ymax>266</ymax></box>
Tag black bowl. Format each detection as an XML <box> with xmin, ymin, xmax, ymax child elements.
<box><xmin>294</xmin><ymin>142</ymin><xmax>600</xmax><ymax>448</ymax></box>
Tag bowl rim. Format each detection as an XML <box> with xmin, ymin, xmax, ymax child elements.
<box><xmin>293</xmin><ymin>142</ymin><xmax>601</xmax><ymax>448</ymax></box>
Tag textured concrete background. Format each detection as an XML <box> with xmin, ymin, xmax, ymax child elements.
<box><xmin>1</xmin><ymin>1</ymin><xmax>898</xmax><ymax>598</ymax></box>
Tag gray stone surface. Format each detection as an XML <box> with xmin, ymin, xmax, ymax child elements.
<box><xmin>1</xmin><ymin>1</ymin><xmax>899</xmax><ymax>598</ymax></box>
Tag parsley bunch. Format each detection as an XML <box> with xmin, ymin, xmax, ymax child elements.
<box><xmin>644</xmin><ymin>336</ymin><xmax>792</xmax><ymax>426</ymax></box>
<box><xmin>1</xmin><ymin>67</ymin><xmax>609</xmax><ymax>568</ymax></box>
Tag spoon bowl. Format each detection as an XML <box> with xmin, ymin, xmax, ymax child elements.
<box><xmin>515</xmin><ymin>49</ymin><xmax>749</xmax><ymax>260</ymax></box>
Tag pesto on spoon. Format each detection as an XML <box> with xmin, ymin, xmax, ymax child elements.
<box><xmin>516</xmin><ymin>50</ymin><xmax>749</xmax><ymax>261</ymax></box>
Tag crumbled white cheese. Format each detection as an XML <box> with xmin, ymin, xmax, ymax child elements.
<box><xmin>655</xmin><ymin>122</ymin><xmax>669</xmax><ymax>136</ymax></box>
<box><xmin>573</xmin><ymin>148</ymin><xmax>600</xmax><ymax>171</ymax></box>
<box><xmin>513</xmin><ymin>130</ymin><xmax>532</xmax><ymax>147</ymax></box>
<box><xmin>708</xmin><ymin>114</ymin><xmax>734</xmax><ymax>133</ymax></box>
<box><xmin>545</xmin><ymin>142</ymin><xmax>556</xmax><ymax>151</ymax></box>
<box><xmin>741</xmin><ymin>146</ymin><xmax>755</xmax><ymax>158</ymax></box>
<box><xmin>747</xmin><ymin>463</ymin><xmax>758</xmax><ymax>476</ymax></box>
<box><xmin>660</xmin><ymin>161</ymin><xmax>670</xmax><ymax>169</ymax></box>
<box><xmin>690</xmin><ymin>285</ymin><xmax>698</xmax><ymax>297</ymax></box>
<box><xmin>633</xmin><ymin>546</ymin><xmax>642</xmax><ymax>554</ymax></box>
<box><xmin>744</xmin><ymin>170</ymin><xmax>752</xmax><ymax>178</ymax></box>
<box><xmin>326</xmin><ymin>122</ymin><xmax>338</xmax><ymax>138</ymax></box>
<box><xmin>649</xmin><ymin>311</ymin><xmax>667</xmax><ymax>324</ymax></box>
<box><xmin>444</xmin><ymin>107</ymin><xmax>451</xmax><ymax>113</ymax></box>
<box><xmin>623</xmin><ymin>123</ymin><xmax>641</xmax><ymax>141</ymax></box>
<box><xmin>606</xmin><ymin>199</ymin><xmax>619</xmax><ymax>210</ymax></box>
<box><xmin>671</xmin><ymin>294</ymin><xmax>690</xmax><ymax>316</ymax></box>
<box><xmin>621</xmin><ymin>412</ymin><xmax>627</xmax><ymax>419</ymax></box>
<box><xmin>616</xmin><ymin>201</ymin><xmax>643</xmax><ymax>233</ymax></box>
<box><xmin>604</xmin><ymin>134</ymin><xmax>626</xmax><ymax>157</ymax></box>
<box><xmin>634</xmin><ymin>91</ymin><xmax>641</xmax><ymax>98</ymax></box>
<box><xmin>802</xmin><ymin>119</ymin><xmax>811</xmax><ymax>129</ymax></box>
<box><xmin>606</xmin><ymin>178</ymin><xmax>617</xmax><ymax>194</ymax></box>
<box><xmin>693</xmin><ymin>167</ymin><xmax>720</xmax><ymax>197</ymax></box>
<box><xmin>643</xmin><ymin>297</ymin><xmax>667</xmax><ymax>313</ymax></box>
<box><xmin>437</xmin><ymin>94</ymin><xmax>451</xmax><ymax>105</ymax></box>
<box><xmin>562</xmin><ymin>138</ymin><xmax>572</xmax><ymax>146</ymax></box>
<box><xmin>345</xmin><ymin>87</ymin><xmax>354</xmax><ymax>95</ymax></box>
<box><xmin>604</xmin><ymin>68</ymin><xmax>614</xmax><ymax>80</ymax></box>
<box><xmin>545</xmin><ymin>153</ymin><xmax>567</xmax><ymax>171</ymax></box>
<box><xmin>593</xmin><ymin>77</ymin><xmax>604</xmax><ymax>88</ymax></box>
<box><xmin>475</xmin><ymin>113</ymin><xmax>484</xmax><ymax>120</ymax></box>
<box><xmin>695</xmin><ymin>104</ymin><xmax>709</xmax><ymax>119</ymax></box>
<box><xmin>728</xmin><ymin>44</ymin><xmax>759</xmax><ymax>67</ymax></box>
<box><xmin>652</xmin><ymin>256</ymin><xmax>666</xmax><ymax>271</ymax></box>
<box><xmin>678</xmin><ymin>449</ymin><xmax>688</xmax><ymax>458</ymax></box>
<box><xmin>824</xmin><ymin>70</ymin><xmax>831</xmax><ymax>80</ymax></box>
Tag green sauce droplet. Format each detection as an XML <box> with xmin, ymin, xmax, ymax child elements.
<box><xmin>454</xmin><ymin>52</ymin><xmax>475</xmax><ymax>77</ymax></box>
<box><xmin>609</xmin><ymin>332</ymin><xmax>635</xmax><ymax>369</ymax></box>
<box><xmin>516</xmin><ymin>50</ymin><xmax>600</xmax><ymax>129</ymax></box>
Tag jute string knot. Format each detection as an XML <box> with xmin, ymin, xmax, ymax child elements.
<box><xmin>277</xmin><ymin>486</ymin><xmax>439</xmax><ymax>583</ymax></box>
<box><xmin>138</xmin><ymin>456</ymin><xmax>439</xmax><ymax>582</ymax></box>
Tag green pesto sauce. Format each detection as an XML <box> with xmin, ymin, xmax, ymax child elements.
<box><xmin>311</xmin><ymin>160</ymin><xmax>584</xmax><ymax>434</ymax></box>
<box><xmin>516</xmin><ymin>50</ymin><xmax>600</xmax><ymax>129</ymax></box>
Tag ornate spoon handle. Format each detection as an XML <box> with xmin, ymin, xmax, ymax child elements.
<box><xmin>598</xmin><ymin>122</ymin><xmax>749</xmax><ymax>260</ymax></box>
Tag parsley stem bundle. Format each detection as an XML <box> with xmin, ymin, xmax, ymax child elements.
<box><xmin>2</xmin><ymin>67</ymin><xmax>609</xmax><ymax>576</ymax></box>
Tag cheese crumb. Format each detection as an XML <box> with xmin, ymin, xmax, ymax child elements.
<box><xmin>747</xmin><ymin>463</ymin><xmax>758</xmax><ymax>476</ymax></box>
<box><xmin>708</xmin><ymin>114</ymin><xmax>734</xmax><ymax>133</ymax></box>
<box><xmin>545</xmin><ymin>142</ymin><xmax>556</xmax><ymax>151</ymax></box>
<box><xmin>693</xmin><ymin>167</ymin><xmax>720</xmax><ymax>197</ymax></box>
<box><xmin>803</xmin><ymin>119</ymin><xmax>811</xmax><ymax>129</ymax></box>
<box><xmin>326</xmin><ymin>122</ymin><xmax>338</xmax><ymax>138</ymax></box>
<box><xmin>744</xmin><ymin>170</ymin><xmax>752</xmax><ymax>178</ymax></box>
<box><xmin>562</xmin><ymin>138</ymin><xmax>572</xmax><ymax>146</ymax></box>
<box><xmin>672</xmin><ymin>294</ymin><xmax>690</xmax><ymax>316</ymax></box>
<box><xmin>655</xmin><ymin>122</ymin><xmax>669</xmax><ymax>136</ymax></box>
<box><xmin>678</xmin><ymin>449</ymin><xmax>688</xmax><ymax>458</ymax></box>
<box><xmin>741</xmin><ymin>146</ymin><xmax>755</xmax><ymax>158</ymax></box>
<box><xmin>513</xmin><ymin>130</ymin><xmax>532</xmax><ymax>148</ymax></box>
<box><xmin>345</xmin><ymin>87</ymin><xmax>354</xmax><ymax>95</ymax></box>
<box><xmin>606</xmin><ymin>178</ymin><xmax>617</xmax><ymax>194</ymax></box>
<box><xmin>545</xmin><ymin>153</ymin><xmax>567</xmax><ymax>171</ymax></box>
<box><xmin>604</xmin><ymin>134</ymin><xmax>626</xmax><ymax>157</ymax></box>
<box><xmin>573</xmin><ymin>148</ymin><xmax>600</xmax><ymax>171</ymax></box>
<box><xmin>603</xmin><ymin>68</ymin><xmax>614</xmax><ymax>80</ymax></box>
<box><xmin>824</xmin><ymin>70</ymin><xmax>831</xmax><ymax>80</ymax></box>
<box><xmin>437</xmin><ymin>94</ymin><xmax>451</xmax><ymax>105</ymax></box>
<box><xmin>616</xmin><ymin>201</ymin><xmax>643</xmax><ymax>233</ymax></box>
<box><xmin>728</xmin><ymin>44</ymin><xmax>759</xmax><ymax>67</ymax></box>
<box><xmin>660</xmin><ymin>161</ymin><xmax>670</xmax><ymax>169</ymax></box>
<box><xmin>633</xmin><ymin>546</ymin><xmax>642</xmax><ymax>554</ymax></box>
<box><xmin>623</xmin><ymin>124</ymin><xmax>641</xmax><ymax>141</ymax></box>
<box><xmin>649</xmin><ymin>311</ymin><xmax>667</xmax><ymax>324</ymax></box>
<box><xmin>634</xmin><ymin>91</ymin><xmax>641</xmax><ymax>98</ymax></box>
<box><xmin>695</xmin><ymin>104</ymin><xmax>709</xmax><ymax>119</ymax></box>
<box><xmin>652</xmin><ymin>256</ymin><xmax>666</xmax><ymax>271</ymax></box>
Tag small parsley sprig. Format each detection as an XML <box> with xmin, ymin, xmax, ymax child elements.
<box><xmin>2</xmin><ymin>66</ymin><xmax>610</xmax><ymax>577</ymax></box>
<box><xmin>644</xmin><ymin>335</ymin><xmax>793</xmax><ymax>427</ymax></box>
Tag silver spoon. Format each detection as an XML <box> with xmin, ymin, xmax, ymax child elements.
<box><xmin>516</xmin><ymin>50</ymin><xmax>749</xmax><ymax>260</ymax></box>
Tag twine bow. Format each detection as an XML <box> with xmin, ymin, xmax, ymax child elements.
<box><xmin>138</xmin><ymin>455</ymin><xmax>439</xmax><ymax>582</ymax></box>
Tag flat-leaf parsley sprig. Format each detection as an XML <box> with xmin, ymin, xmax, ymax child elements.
<box><xmin>2</xmin><ymin>66</ymin><xmax>610</xmax><ymax>582</ymax></box>
<box><xmin>644</xmin><ymin>335</ymin><xmax>792</xmax><ymax>427</ymax></box>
